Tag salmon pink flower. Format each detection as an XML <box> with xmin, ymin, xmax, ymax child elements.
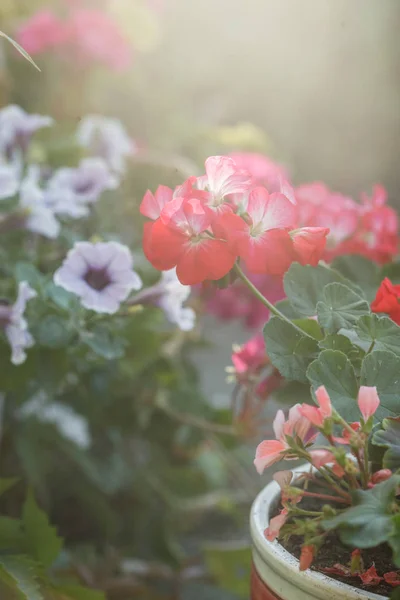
<box><xmin>264</xmin><ymin>508</ymin><xmax>288</xmax><ymax>542</ymax></box>
<box><xmin>371</xmin><ymin>469</ymin><xmax>392</xmax><ymax>485</ymax></box>
<box><xmin>229</xmin><ymin>187</ymin><xmax>296</xmax><ymax>275</ymax></box>
<box><xmin>299</xmin><ymin>386</ymin><xmax>332</xmax><ymax>427</ymax></box>
<box><xmin>299</xmin><ymin>545</ymin><xmax>315</xmax><ymax>571</ymax></box>
<box><xmin>309</xmin><ymin>449</ymin><xmax>345</xmax><ymax>477</ymax></box>
<box><xmin>371</xmin><ymin>278</ymin><xmax>400</xmax><ymax>325</ymax></box>
<box><xmin>333</xmin><ymin>421</ymin><xmax>361</xmax><ymax>444</ymax></box>
<box><xmin>357</xmin><ymin>386</ymin><xmax>380</xmax><ymax>422</ymax></box>
<box><xmin>254</xmin><ymin>404</ymin><xmax>317</xmax><ymax>474</ymax></box>
<box><xmin>359</xmin><ymin>565</ymin><xmax>382</xmax><ymax>586</ymax></box>
<box><xmin>291</xmin><ymin>227</ymin><xmax>329</xmax><ymax>266</ymax></box>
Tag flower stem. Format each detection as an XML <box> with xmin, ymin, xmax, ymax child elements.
<box><xmin>301</xmin><ymin>490</ymin><xmax>350</xmax><ymax>505</ymax></box>
<box><xmin>233</xmin><ymin>263</ymin><xmax>305</xmax><ymax>335</ymax></box>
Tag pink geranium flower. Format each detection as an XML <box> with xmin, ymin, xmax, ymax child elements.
<box><xmin>254</xmin><ymin>405</ymin><xmax>317</xmax><ymax>474</ymax></box>
<box><xmin>229</xmin><ymin>186</ymin><xmax>296</xmax><ymax>275</ymax></box>
<box><xmin>299</xmin><ymin>386</ymin><xmax>332</xmax><ymax>427</ymax></box>
<box><xmin>357</xmin><ymin>386</ymin><xmax>380</xmax><ymax>422</ymax></box>
<box><xmin>231</xmin><ymin>333</ymin><xmax>266</xmax><ymax>375</ymax></box>
<box><xmin>197</xmin><ymin>156</ymin><xmax>252</xmax><ymax>210</ymax></box>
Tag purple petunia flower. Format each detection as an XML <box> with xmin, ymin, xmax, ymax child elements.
<box><xmin>0</xmin><ymin>104</ymin><xmax>53</xmax><ymax>160</ymax></box>
<box><xmin>0</xmin><ymin>281</ymin><xmax>37</xmax><ymax>365</ymax></box>
<box><xmin>76</xmin><ymin>115</ymin><xmax>135</xmax><ymax>173</ymax></box>
<box><xmin>54</xmin><ymin>241</ymin><xmax>142</xmax><ymax>314</ymax></box>
<box><xmin>45</xmin><ymin>157</ymin><xmax>118</xmax><ymax>218</ymax></box>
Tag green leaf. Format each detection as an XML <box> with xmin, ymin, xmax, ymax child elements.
<box><xmin>355</xmin><ymin>314</ymin><xmax>400</xmax><ymax>356</ymax></box>
<box><xmin>35</xmin><ymin>315</ymin><xmax>74</xmax><ymax>348</ymax></box>
<box><xmin>0</xmin><ymin>31</ymin><xmax>40</xmax><ymax>71</ymax></box>
<box><xmin>306</xmin><ymin>350</ymin><xmax>359</xmax><ymax>420</ymax></box>
<box><xmin>316</xmin><ymin>283</ymin><xmax>370</xmax><ymax>333</ymax></box>
<box><xmin>52</xmin><ymin>584</ymin><xmax>105</xmax><ymax>600</ymax></box>
<box><xmin>45</xmin><ymin>283</ymin><xmax>75</xmax><ymax>311</ymax></box>
<box><xmin>203</xmin><ymin>544</ymin><xmax>251</xmax><ymax>598</ymax></box>
<box><xmin>391</xmin><ymin>588</ymin><xmax>400</xmax><ymax>600</ymax></box>
<box><xmin>81</xmin><ymin>325</ymin><xmax>126</xmax><ymax>360</ymax></box>
<box><xmin>0</xmin><ymin>518</ymin><xmax>24</xmax><ymax>551</ymax></box>
<box><xmin>0</xmin><ymin>478</ymin><xmax>19</xmax><ymax>497</ymax></box>
<box><xmin>293</xmin><ymin>319</ymin><xmax>324</xmax><ymax>340</ymax></box>
<box><xmin>372</xmin><ymin>418</ymin><xmax>400</xmax><ymax>470</ymax></box>
<box><xmin>283</xmin><ymin>263</ymin><xmax>359</xmax><ymax>317</ymax></box>
<box><xmin>274</xmin><ymin>299</ymin><xmax>302</xmax><ymax>319</ymax></box>
<box><xmin>318</xmin><ymin>335</ymin><xmax>365</xmax><ymax>373</ymax></box>
<box><xmin>264</xmin><ymin>317</ymin><xmax>319</xmax><ymax>383</ymax></box>
<box><xmin>331</xmin><ymin>255</ymin><xmax>381</xmax><ymax>301</ymax></box>
<box><xmin>0</xmin><ymin>555</ymin><xmax>43</xmax><ymax>600</ymax></box>
<box><xmin>15</xmin><ymin>263</ymin><xmax>43</xmax><ymax>288</ymax></box>
<box><xmin>322</xmin><ymin>476</ymin><xmax>400</xmax><ymax>548</ymax></box>
<box><xmin>22</xmin><ymin>490</ymin><xmax>63</xmax><ymax>568</ymax></box>
<box><xmin>390</xmin><ymin>514</ymin><xmax>400</xmax><ymax>568</ymax></box>
<box><xmin>360</xmin><ymin>351</ymin><xmax>400</xmax><ymax>419</ymax></box>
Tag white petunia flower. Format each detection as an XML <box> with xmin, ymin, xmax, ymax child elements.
<box><xmin>54</xmin><ymin>241</ymin><xmax>142</xmax><ymax>314</ymax></box>
<box><xmin>157</xmin><ymin>269</ymin><xmax>195</xmax><ymax>331</ymax></box>
<box><xmin>0</xmin><ymin>104</ymin><xmax>53</xmax><ymax>159</ymax></box>
<box><xmin>0</xmin><ymin>281</ymin><xmax>37</xmax><ymax>365</ymax></box>
<box><xmin>0</xmin><ymin>160</ymin><xmax>20</xmax><ymax>200</ymax></box>
<box><xmin>19</xmin><ymin>168</ymin><xmax>60</xmax><ymax>239</ymax></box>
<box><xmin>76</xmin><ymin>115</ymin><xmax>135</xmax><ymax>173</ymax></box>
<box><xmin>45</xmin><ymin>157</ymin><xmax>118</xmax><ymax>218</ymax></box>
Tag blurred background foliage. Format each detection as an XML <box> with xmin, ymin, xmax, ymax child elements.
<box><xmin>0</xmin><ymin>1</ymin><xmax>399</xmax><ymax>599</ymax></box>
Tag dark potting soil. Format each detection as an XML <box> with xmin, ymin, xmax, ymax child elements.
<box><xmin>272</xmin><ymin>494</ymin><xmax>396</xmax><ymax>597</ymax></box>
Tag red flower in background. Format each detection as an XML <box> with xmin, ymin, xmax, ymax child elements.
<box><xmin>371</xmin><ymin>277</ymin><xmax>400</xmax><ymax>325</ymax></box>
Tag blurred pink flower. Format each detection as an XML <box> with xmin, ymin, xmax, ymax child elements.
<box><xmin>16</xmin><ymin>7</ymin><xmax>132</xmax><ymax>72</ymax></box>
<box><xmin>16</xmin><ymin>10</ymin><xmax>69</xmax><ymax>56</ymax></box>
<box><xmin>68</xmin><ymin>9</ymin><xmax>132</xmax><ymax>71</ymax></box>
<box><xmin>205</xmin><ymin>272</ymin><xmax>284</xmax><ymax>329</ymax></box>
<box><xmin>232</xmin><ymin>333</ymin><xmax>266</xmax><ymax>375</ymax></box>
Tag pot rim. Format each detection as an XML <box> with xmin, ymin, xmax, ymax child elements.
<box><xmin>250</xmin><ymin>462</ymin><xmax>388</xmax><ymax>600</ymax></box>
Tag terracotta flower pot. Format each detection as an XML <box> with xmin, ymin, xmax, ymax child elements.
<box><xmin>250</xmin><ymin>462</ymin><xmax>387</xmax><ymax>600</ymax></box>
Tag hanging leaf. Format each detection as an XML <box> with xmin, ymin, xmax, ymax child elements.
<box><xmin>0</xmin><ymin>554</ymin><xmax>43</xmax><ymax>600</ymax></box>
<box><xmin>0</xmin><ymin>31</ymin><xmax>40</xmax><ymax>71</ymax></box>
<box><xmin>22</xmin><ymin>490</ymin><xmax>63</xmax><ymax>568</ymax></box>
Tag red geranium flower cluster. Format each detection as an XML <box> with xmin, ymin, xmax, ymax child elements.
<box><xmin>141</xmin><ymin>156</ymin><xmax>329</xmax><ymax>285</ymax></box>
<box><xmin>296</xmin><ymin>182</ymin><xmax>398</xmax><ymax>264</ymax></box>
